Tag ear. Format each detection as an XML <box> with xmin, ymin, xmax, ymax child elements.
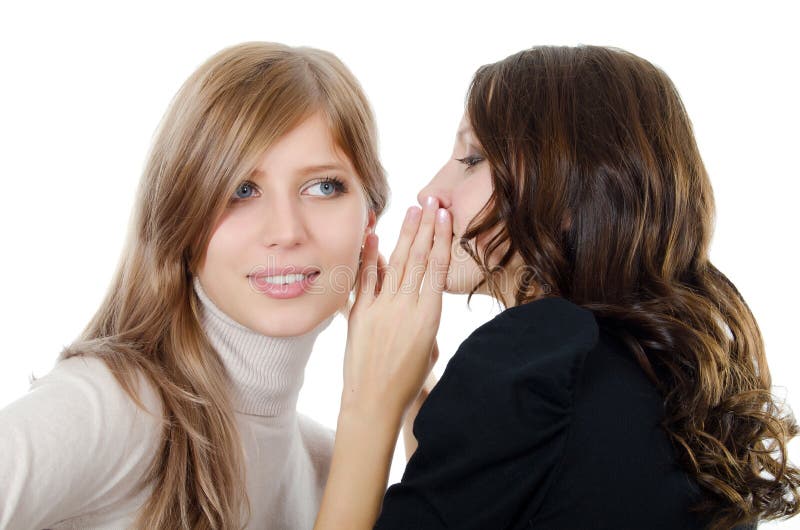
<box><xmin>363</xmin><ymin>209</ymin><xmax>377</xmax><ymax>245</ymax></box>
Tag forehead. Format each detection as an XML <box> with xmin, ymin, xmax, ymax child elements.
<box><xmin>263</xmin><ymin>113</ymin><xmax>339</xmax><ymax>155</ymax></box>
<box><xmin>456</xmin><ymin>114</ymin><xmax>475</xmax><ymax>142</ymax></box>
<box><xmin>251</xmin><ymin>112</ymin><xmax>356</xmax><ymax>176</ymax></box>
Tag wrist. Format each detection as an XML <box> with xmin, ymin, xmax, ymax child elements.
<box><xmin>335</xmin><ymin>404</ymin><xmax>403</xmax><ymax>460</ymax></box>
<box><xmin>339</xmin><ymin>384</ymin><xmax>408</xmax><ymax>422</ymax></box>
<box><xmin>338</xmin><ymin>393</ymin><xmax>405</xmax><ymax>430</ymax></box>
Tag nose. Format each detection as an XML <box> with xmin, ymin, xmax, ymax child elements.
<box><xmin>262</xmin><ymin>196</ymin><xmax>309</xmax><ymax>248</ymax></box>
<box><xmin>416</xmin><ymin>165</ymin><xmax>452</xmax><ymax>209</ymax></box>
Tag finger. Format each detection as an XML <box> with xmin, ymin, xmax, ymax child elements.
<box><xmin>354</xmin><ymin>233</ymin><xmax>379</xmax><ymax>307</ymax></box>
<box><xmin>376</xmin><ymin>252</ymin><xmax>388</xmax><ymax>294</ymax></box>
<box><xmin>385</xmin><ymin>206</ymin><xmax>422</xmax><ymax>296</ymax></box>
<box><xmin>401</xmin><ymin>196</ymin><xmax>439</xmax><ymax>296</ymax></box>
<box><xmin>419</xmin><ymin>207</ymin><xmax>452</xmax><ymax>310</ymax></box>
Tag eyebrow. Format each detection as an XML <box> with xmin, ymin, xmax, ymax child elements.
<box><xmin>250</xmin><ymin>163</ymin><xmax>351</xmax><ymax>178</ymax></box>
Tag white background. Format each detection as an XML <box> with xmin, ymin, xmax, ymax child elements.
<box><xmin>1</xmin><ymin>0</ymin><xmax>797</xmax><ymax>527</ymax></box>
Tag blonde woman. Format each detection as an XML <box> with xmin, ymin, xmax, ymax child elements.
<box><xmin>0</xmin><ymin>41</ymin><xmax>442</xmax><ymax>529</ymax></box>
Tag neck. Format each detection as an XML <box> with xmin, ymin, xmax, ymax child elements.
<box><xmin>192</xmin><ymin>276</ymin><xmax>334</xmax><ymax>417</ymax></box>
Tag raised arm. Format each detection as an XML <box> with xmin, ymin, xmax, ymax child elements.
<box><xmin>314</xmin><ymin>198</ymin><xmax>452</xmax><ymax>530</ymax></box>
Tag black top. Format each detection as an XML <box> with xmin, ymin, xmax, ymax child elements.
<box><xmin>374</xmin><ymin>297</ymin><xmax>756</xmax><ymax>530</ymax></box>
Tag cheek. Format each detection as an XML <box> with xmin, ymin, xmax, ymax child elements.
<box><xmin>311</xmin><ymin>203</ymin><xmax>366</xmax><ymax>267</ymax></box>
<box><xmin>452</xmin><ymin>174</ymin><xmax>493</xmax><ymax>236</ymax></box>
<box><xmin>198</xmin><ymin>204</ymin><xmax>266</xmax><ymax>277</ymax></box>
<box><xmin>208</xmin><ymin>208</ymin><xmax>259</xmax><ymax>255</ymax></box>
<box><xmin>449</xmin><ymin>168</ymin><xmax>502</xmax><ymax>267</ymax></box>
<box><xmin>200</xmin><ymin>211</ymin><xmax>250</xmax><ymax>275</ymax></box>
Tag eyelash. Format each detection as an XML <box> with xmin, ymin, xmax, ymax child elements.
<box><xmin>230</xmin><ymin>176</ymin><xmax>348</xmax><ymax>202</ymax></box>
<box><xmin>455</xmin><ymin>155</ymin><xmax>484</xmax><ymax>169</ymax></box>
<box><xmin>309</xmin><ymin>176</ymin><xmax>348</xmax><ymax>197</ymax></box>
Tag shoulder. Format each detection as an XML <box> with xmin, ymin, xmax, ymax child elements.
<box><xmin>414</xmin><ymin>298</ymin><xmax>599</xmax><ymax>444</ymax></box>
<box><xmin>5</xmin><ymin>354</ymin><xmax>162</xmax><ymax>425</ymax></box>
<box><xmin>297</xmin><ymin>414</ymin><xmax>335</xmax><ymax>459</ymax></box>
<box><xmin>449</xmin><ymin>297</ymin><xmax>599</xmax><ymax>396</ymax></box>
<box><xmin>297</xmin><ymin>414</ymin><xmax>335</xmax><ymax>484</ymax></box>
<box><xmin>27</xmin><ymin>355</ymin><xmax>163</xmax><ymax>424</ymax></box>
<box><xmin>2</xmin><ymin>354</ymin><xmax>164</xmax><ymax>479</ymax></box>
<box><xmin>0</xmin><ymin>355</ymin><xmax>163</xmax><ymax>527</ymax></box>
<box><xmin>460</xmin><ymin>297</ymin><xmax>597</xmax><ymax>358</ymax></box>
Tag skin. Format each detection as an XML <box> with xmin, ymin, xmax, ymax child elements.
<box><xmin>416</xmin><ymin>114</ymin><xmax>494</xmax><ymax>295</ymax></box>
<box><xmin>196</xmin><ymin>111</ymin><xmax>376</xmax><ymax>337</ymax></box>
<box><xmin>417</xmin><ymin>113</ymin><xmax>522</xmax><ymax>306</ymax></box>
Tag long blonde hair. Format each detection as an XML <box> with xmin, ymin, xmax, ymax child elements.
<box><xmin>59</xmin><ymin>42</ymin><xmax>388</xmax><ymax>529</ymax></box>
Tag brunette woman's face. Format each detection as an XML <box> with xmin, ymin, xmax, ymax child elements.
<box><xmin>417</xmin><ymin>114</ymin><xmax>516</xmax><ymax>302</ymax></box>
<box><xmin>197</xmin><ymin>111</ymin><xmax>375</xmax><ymax>337</ymax></box>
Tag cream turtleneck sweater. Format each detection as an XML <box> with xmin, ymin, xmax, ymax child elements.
<box><xmin>0</xmin><ymin>277</ymin><xmax>336</xmax><ymax>529</ymax></box>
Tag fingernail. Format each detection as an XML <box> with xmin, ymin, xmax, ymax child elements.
<box><xmin>407</xmin><ymin>206</ymin><xmax>421</xmax><ymax>220</ymax></box>
<box><xmin>426</xmin><ymin>196</ymin><xmax>438</xmax><ymax>208</ymax></box>
<box><xmin>437</xmin><ymin>208</ymin><xmax>448</xmax><ymax>223</ymax></box>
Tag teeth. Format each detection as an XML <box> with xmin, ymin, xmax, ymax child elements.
<box><xmin>263</xmin><ymin>273</ymin><xmax>308</xmax><ymax>285</ymax></box>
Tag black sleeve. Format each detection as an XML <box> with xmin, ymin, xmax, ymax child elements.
<box><xmin>374</xmin><ymin>298</ymin><xmax>599</xmax><ymax>530</ymax></box>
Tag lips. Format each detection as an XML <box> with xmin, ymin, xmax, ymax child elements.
<box><xmin>249</xmin><ymin>269</ymin><xmax>321</xmax><ymax>299</ymax></box>
<box><xmin>248</xmin><ymin>265</ymin><xmax>320</xmax><ymax>279</ymax></box>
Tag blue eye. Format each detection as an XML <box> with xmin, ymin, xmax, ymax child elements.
<box><xmin>229</xmin><ymin>176</ymin><xmax>347</xmax><ymax>203</ymax></box>
<box><xmin>233</xmin><ymin>181</ymin><xmax>258</xmax><ymax>200</ymax></box>
<box><xmin>305</xmin><ymin>177</ymin><xmax>348</xmax><ymax>197</ymax></box>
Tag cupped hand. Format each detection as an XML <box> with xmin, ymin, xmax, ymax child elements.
<box><xmin>341</xmin><ymin>197</ymin><xmax>452</xmax><ymax>422</ymax></box>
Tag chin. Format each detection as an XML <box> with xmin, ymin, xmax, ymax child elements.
<box><xmin>250</xmin><ymin>318</ymin><xmax>316</xmax><ymax>338</ymax></box>
<box><xmin>241</xmin><ymin>303</ymin><xmax>322</xmax><ymax>337</ymax></box>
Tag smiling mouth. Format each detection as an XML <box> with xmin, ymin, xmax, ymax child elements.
<box><xmin>251</xmin><ymin>271</ymin><xmax>321</xmax><ymax>285</ymax></box>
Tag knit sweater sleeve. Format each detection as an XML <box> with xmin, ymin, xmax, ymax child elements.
<box><xmin>0</xmin><ymin>355</ymin><xmax>163</xmax><ymax>529</ymax></box>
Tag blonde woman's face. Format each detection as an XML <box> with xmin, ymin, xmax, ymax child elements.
<box><xmin>416</xmin><ymin>114</ymin><xmax>519</xmax><ymax>305</ymax></box>
<box><xmin>197</xmin><ymin>112</ymin><xmax>375</xmax><ymax>337</ymax></box>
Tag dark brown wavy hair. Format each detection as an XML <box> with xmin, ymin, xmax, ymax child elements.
<box><xmin>460</xmin><ymin>45</ymin><xmax>799</xmax><ymax>529</ymax></box>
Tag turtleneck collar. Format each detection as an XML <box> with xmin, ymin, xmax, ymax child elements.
<box><xmin>192</xmin><ymin>276</ymin><xmax>335</xmax><ymax>417</ymax></box>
